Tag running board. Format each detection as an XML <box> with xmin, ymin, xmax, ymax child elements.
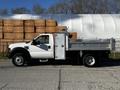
<box><xmin>39</xmin><ymin>59</ymin><xmax>48</xmax><ymax>62</ymax></box>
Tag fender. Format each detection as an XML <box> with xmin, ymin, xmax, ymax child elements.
<box><xmin>9</xmin><ymin>47</ymin><xmax>31</xmax><ymax>60</ymax></box>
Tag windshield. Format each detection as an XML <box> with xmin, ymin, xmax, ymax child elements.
<box><xmin>32</xmin><ymin>35</ymin><xmax>49</xmax><ymax>45</ymax></box>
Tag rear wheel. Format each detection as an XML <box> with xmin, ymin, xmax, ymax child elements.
<box><xmin>12</xmin><ymin>53</ymin><xmax>26</xmax><ymax>67</ymax></box>
<box><xmin>83</xmin><ymin>54</ymin><xmax>98</xmax><ymax>67</ymax></box>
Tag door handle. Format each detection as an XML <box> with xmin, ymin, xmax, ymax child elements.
<box><xmin>48</xmin><ymin>46</ymin><xmax>51</xmax><ymax>49</ymax></box>
<box><xmin>61</xmin><ymin>45</ymin><xmax>64</xmax><ymax>47</ymax></box>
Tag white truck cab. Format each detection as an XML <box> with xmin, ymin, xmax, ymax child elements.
<box><xmin>8</xmin><ymin>32</ymin><xmax>67</xmax><ymax>66</ymax></box>
<box><xmin>28</xmin><ymin>34</ymin><xmax>54</xmax><ymax>59</ymax></box>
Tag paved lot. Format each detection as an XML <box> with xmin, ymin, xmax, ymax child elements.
<box><xmin>0</xmin><ymin>60</ymin><xmax>120</xmax><ymax>90</ymax></box>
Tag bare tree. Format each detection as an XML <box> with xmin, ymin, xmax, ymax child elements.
<box><xmin>0</xmin><ymin>8</ymin><xmax>8</xmax><ymax>15</ymax></box>
<box><xmin>47</xmin><ymin>0</ymin><xmax>118</xmax><ymax>14</ymax></box>
<box><xmin>11</xmin><ymin>7</ymin><xmax>31</xmax><ymax>14</ymax></box>
<box><xmin>47</xmin><ymin>0</ymin><xmax>75</xmax><ymax>14</ymax></box>
<box><xmin>32</xmin><ymin>4</ymin><xmax>44</xmax><ymax>14</ymax></box>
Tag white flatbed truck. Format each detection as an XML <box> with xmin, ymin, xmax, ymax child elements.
<box><xmin>8</xmin><ymin>31</ymin><xmax>116</xmax><ymax>67</ymax></box>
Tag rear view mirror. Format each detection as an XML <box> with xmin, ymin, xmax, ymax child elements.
<box><xmin>69</xmin><ymin>34</ymin><xmax>73</xmax><ymax>38</ymax></box>
<box><xmin>32</xmin><ymin>39</ymin><xmax>37</xmax><ymax>45</ymax></box>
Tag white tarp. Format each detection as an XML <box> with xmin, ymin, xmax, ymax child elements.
<box><xmin>1</xmin><ymin>14</ymin><xmax>120</xmax><ymax>39</ymax></box>
<box><xmin>59</xmin><ymin>14</ymin><xmax>120</xmax><ymax>39</ymax></box>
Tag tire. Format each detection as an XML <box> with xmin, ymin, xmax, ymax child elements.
<box><xmin>83</xmin><ymin>54</ymin><xmax>98</xmax><ymax>67</ymax></box>
<box><xmin>12</xmin><ymin>53</ymin><xmax>26</xmax><ymax>67</ymax></box>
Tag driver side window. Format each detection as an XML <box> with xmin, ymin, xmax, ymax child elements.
<box><xmin>35</xmin><ymin>35</ymin><xmax>49</xmax><ymax>45</ymax></box>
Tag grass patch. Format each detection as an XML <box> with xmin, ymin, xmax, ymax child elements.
<box><xmin>0</xmin><ymin>53</ymin><xmax>8</xmax><ymax>59</ymax></box>
<box><xmin>109</xmin><ymin>52</ymin><xmax>120</xmax><ymax>59</ymax></box>
<box><xmin>0</xmin><ymin>52</ymin><xmax>120</xmax><ymax>60</ymax></box>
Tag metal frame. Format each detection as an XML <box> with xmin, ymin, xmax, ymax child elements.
<box><xmin>68</xmin><ymin>39</ymin><xmax>115</xmax><ymax>51</ymax></box>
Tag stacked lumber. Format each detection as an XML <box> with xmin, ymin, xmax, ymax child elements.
<box><xmin>3</xmin><ymin>20</ymin><xmax>24</xmax><ymax>40</ymax></box>
<box><xmin>35</xmin><ymin>19</ymin><xmax>46</xmax><ymax>34</ymax></box>
<box><xmin>35</xmin><ymin>19</ymin><xmax>46</xmax><ymax>27</ymax></box>
<box><xmin>25</xmin><ymin>27</ymin><xmax>34</xmax><ymax>33</ymax></box>
<box><xmin>0</xmin><ymin>27</ymin><xmax>3</xmax><ymax>39</ymax></box>
<box><xmin>0</xmin><ymin>20</ymin><xmax>3</xmax><ymax>39</ymax></box>
<box><xmin>0</xmin><ymin>19</ymin><xmax>69</xmax><ymax>53</ymax></box>
<box><xmin>69</xmin><ymin>32</ymin><xmax>77</xmax><ymax>42</ymax></box>
<box><xmin>4</xmin><ymin>33</ymin><xmax>24</xmax><ymax>40</ymax></box>
<box><xmin>46</xmin><ymin>19</ymin><xmax>57</xmax><ymax>27</ymax></box>
<box><xmin>36</xmin><ymin>27</ymin><xmax>46</xmax><ymax>33</ymax></box>
<box><xmin>0</xmin><ymin>20</ymin><xmax>3</xmax><ymax>26</ymax></box>
<box><xmin>13</xmin><ymin>20</ymin><xmax>24</xmax><ymax>27</ymax></box>
<box><xmin>57</xmin><ymin>26</ymin><xmax>67</xmax><ymax>32</ymax></box>
<box><xmin>25</xmin><ymin>20</ymin><xmax>34</xmax><ymax>27</ymax></box>
<box><xmin>2</xmin><ymin>19</ymin><xmax>67</xmax><ymax>40</ymax></box>
<box><xmin>24</xmin><ymin>20</ymin><xmax>35</xmax><ymax>40</ymax></box>
<box><xmin>46</xmin><ymin>19</ymin><xmax>57</xmax><ymax>33</ymax></box>
<box><xmin>4</xmin><ymin>20</ymin><xmax>13</xmax><ymax>26</ymax></box>
<box><xmin>0</xmin><ymin>39</ymin><xmax>14</xmax><ymax>53</ymax></box>
<box><xmin>25</xmin><ymin>33</ymin><xmax>39</xmax><ymax>40</ymax></box>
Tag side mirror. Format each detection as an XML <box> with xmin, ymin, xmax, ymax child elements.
<box><xmin>69</xmin><ymin>34</ymin><xmax>73</xmax><ymax>38</ymax></box>
<box><xmin>32</xmin><ymin>39</ymin><xmax>36</xmax><ymax>45</ymax></box>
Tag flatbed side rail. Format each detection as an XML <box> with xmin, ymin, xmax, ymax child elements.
<box><xmin>68</xmin><ymin>38</ymin><xmax>115</xmax><ymax>51</ymax></box>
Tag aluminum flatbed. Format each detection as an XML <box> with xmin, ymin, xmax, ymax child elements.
<box><xmin>69</xmin><ymin>39</ymin><xmax>115</xmax><ymax>51</ymax></box>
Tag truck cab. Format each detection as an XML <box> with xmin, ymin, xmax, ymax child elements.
<box><xmin>8</xmin><ymin>32</ymin><xmax>67</xmax><ymax>66</ymax></box>
<box><xmin>29</xmin><ymin>34</ymin><xmax>54</xmax><ymax>59</ymax></box>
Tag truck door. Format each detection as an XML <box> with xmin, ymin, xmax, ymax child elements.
<box><xmin>29</xmin><ymin>35</ymin><xmax>54</xmax><ymax>59</ymax></box>
<box><xmin>55</xmin><ymin>33</ymin><xmax>66</xmax><ymax>60</ymax></box>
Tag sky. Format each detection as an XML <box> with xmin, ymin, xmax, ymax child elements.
<box><xmin>0</xmin><ymin>0</ymin><xmax>59</xmax><ymax>9</ymax></box>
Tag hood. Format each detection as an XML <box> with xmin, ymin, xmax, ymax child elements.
<box><xmin>9</xmin><ymin>42</ymin><xmax>29</xmax><ymax>50</ymax></box>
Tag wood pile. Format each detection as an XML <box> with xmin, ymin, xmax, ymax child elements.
<box><xmin>69</xmin><ymin>32</ymin><xmax>77</xmax><ymax>42</ymax></box>
<box><xmin>0</xmin><ymin>19</ymin><xmax>75</xmax><ymax>53</ymax></box>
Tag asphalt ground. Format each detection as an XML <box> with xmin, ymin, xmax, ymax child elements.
<box><xmin>0</xmin><ymin>59</ymin><xmax>120</xmax><ymax>90</ymax></box>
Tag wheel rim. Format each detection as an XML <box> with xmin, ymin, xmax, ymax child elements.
<box><xmin>85</xmin><ymin>56</ymin><xmax>95</xmax><ymax>66</ymax></box>
<box><xmin>15</xmin><ymin>56</ymin><xmax>24</xmax><ymax>66</ymax></box>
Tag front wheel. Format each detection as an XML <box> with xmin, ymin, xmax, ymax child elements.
<box><xmin>83</xmin><ymin>54</ymin><xmax>98</xmax><ymax>67</ymax></box>
<box><xmin>12</xmin><ymin>53</ymin><xmax>26</xmax><ymax>67</ymax></box>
